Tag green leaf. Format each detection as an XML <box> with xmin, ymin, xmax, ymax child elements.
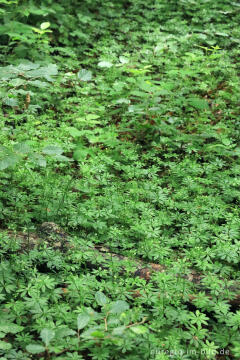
<box><xmin>98</xmin><ymin>61</ymin><xmax>113</xmax><ymax>68</ymax></box>
<box><xmin>0</xmin><ymin>324</ymin><xmax>23</xmax><ymax>334</ymax></box>
<box><xmin>54</xmin><ymin>154</ymin><xmax>71</xmax><ymax>162</ymax></box>
<box><xmin>42</xmin><ymin>145</ymin><xmax>63</xmax><ymax>156</ymax></box>
<box><xmin>77</xmin><ymin>313</ymin><xmax>90</xmax><ymax>330</ymax></box>
<box><xmin>112</xmin><ymin>326</ymin><xmax>126</xmax><ymax>335</ymax></box>
<box><xmin>40</xmin><ymin>328</ymin><xmax>55</xmax><ymax>347</ymax></box>
<box><xmin>78</xmin><ymin>69</ymin><xmax>92</xmax><ymax>81</ymax></box>
<box><xmin>68</xmin><ymin>127</ymin><xmax>82</xmax><ymax>137</ymax></box>
<box><xmin>90</xmin><ymin>330</ymin><xmax>105</xmax><ymax>338</ymax></box>
<box><xmin>29</xmin><ymin>153</ymin><xmax>46</xmax><ymax>167</ymax></box>
<box><xmin>0</xmin><ymin>154</ymin><xmax>21</xmax><ymax>170</ymax></box>
<box><xmin>3</xmin><ymin>97</ymin><xmax>18</xmax><ymax>107</ymax></box>
<box><xmin>73</xmin><ymin>148</ymin><xmax>88</xmax><ymax>162</ymax></box>
<box><xmin>86</xmin><ymin>114</ymin><xmax>100</xmax><ymax>120</ymax></box>
<box><xmin>116</xmin><ymin>98</ymin><xmax>130</xmax><ymax>104</ymax></box>
<box><xmin>119</xmin><ymin>56</ymin><xmax>129</xmax><ymax>64</ymax></box>
<box><xmin>40</xmin><ymin>22</ymin><xmax>50</xmax><ymax>30</ymax></box>
<box><xmin>95</xmin><ymin>291</ymin><xmax>109</xmax><ymax>306</ymax></box>
<box><xmin>26</xmin><ymin>344</ymin><xmax>45</xmax><ymax>354</ymax></box>
<box><xmin>0</xmin><ymin>340</ymin><xmax>12</xmax><ymax>350</ymax></box>
<box><xmin>130</xmin><ymin>325</ymin><xmax>148</xmax><ymax>335</ymax></box>
<box><xmin>110</xmin><ymin>300</ymin><xmax>129</xmax><ymax>314</ymax></box>
<box><xmin>188</xmin><ymin>98</ymin><xmax>209</xmax><ymax>110</ymax></box>
<box><xmin>28</xmin><ymin>80</ymin><xmax>49</xmax><ymax>88</ymax></box>
<box><xmin>55</xmin><ymin>328</ymin><xmax>76</xmax><ymax>338</ymax></box>
<box><xmin>13</xmin><ymin>142</ymin><xmax>30</xmax><ymax>154</ymax></box>
<box><xmin>81</xmin><ymin>327</ymin><xmax>102</xmax><ymax>339</ymax></box>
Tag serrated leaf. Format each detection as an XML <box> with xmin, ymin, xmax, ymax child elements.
<box><xmin>188</xmin><ymin>98</ymin><xmax>209</xmax><ymax>110</ymax></box>
<box><xmin>95</xmin><ymin>291</ymin><xmax>109</xmax><ymax>306</ymax></box>
<box><xmin>42</xmin><ymin>145</ymin><xmax>63</xmax><ymax>156</ymax></box>
<box><xmin>40</xmin><ymin>22</ymin><xmax>50</xmax><ymax>30</ymax></box>
<box><xmin>98</xmin><ymin>61</ymin><xmax>113</xmax><ymax>68</ymax></box>
<box><xmin>77</xmin><ymin>313</ymin><xmax>90</xmax><ymax>330</ymax></box>
<box><xmin>40</xmin><ymin>329</ymin><xmax>55</xmax><ymax>346</ymax></box>
<box><xmin>78</xmin><ymin>69</ymin><xmax>92</xmax><ymax>81</ymax></box>
<box><xmin>110</xmin><ymin>300</ymin><xmax>129</xmax><ymax>314</ymax></box>
<box><xmin>26</xmin><ymin>344</ymin><xmax>45</xmax><ymax>354</ymax></box>
<box><xmin>130</xmin><ymin>325</ymin><xmax>148</xmax><ymax>335</ymax></box>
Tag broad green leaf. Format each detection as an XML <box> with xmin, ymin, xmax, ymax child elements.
<box><xmin>77</xmin><ymin>313</ymin><xmax>90</xmax><ymax>330</ymax></box>
<box><xmin>95</xmin><ymin>291</ymin><xmax>109</xmax><ymax>306</ymax></box>
<box><xmin>110</xmin><ymin>300</ymin><xmax>129</xmax><ymax>314</ymax></box>
<box><xmin>73</xmin><ymin>148</ymin><xmax>88</xmax><ymax>161</ymax></box>
<box><xmin>188</xmin><ymin>98</ymin><xmax>209</xmax><ymax>110</ymax></box>
<box><xmin>27</xmin><ymin>64</ymin><xmax>58</xmax><ymax>81</ymax></box>
<box><xmin>13</xmin><ymin>142</ymin><xmax>30</xmax><ymax>154</ymax></box>
<box><xmin>78</xmin><ymin>69</ymin><xmax>92</xmax><ymax>81</ymax></box>
<box><xmin>42</xmin><ymin>145</ymin><xmax>63</xmax><ymax>156</ymax></box>
<box><xmin>68</xmin><ymin>127</ymin><xmax>82</xmax><ymax>137</ymax></box>
<box><xmin>9</xmin><ymin>78</ymin><xmax>25</xmax><ymax>87</ymax></box>
<box><xmin>0</xmin><ymin>340</ymin><xmax>12</xmax><ymax>350</ymax></box>
<box><xmin>29</xmin><ymin>153</ymin><xmax>46</xmax><ymax>167</ymax></box>
<box><xmin>17</xmin><ymin>63</ymin><xmax>40</xmax><ymax>71</ymax></box>
<box><xmin>86</xmin><ymin>114</ymin><xmax>100</xmax><ymax>120</ymax></box>
<box><xmin>0</xmin><ymin>324</ymin><xmax>23</xmax><ymax>334</ymax></box>
<box><xmin>98</xmin><ymin>61</ymin><xmax>113</xmax><ymax>68</ymax></box>
<box><xmin>40</xmin><ymin>22</ymin><xmax>50</xmax><ymax>30</ymax></box>
<box><xmin>0</xmin><ymin>154</ymin><xmax>21</xmax><ymax>170</ymax></box>
<box><xmin>54</xmin><ymin>154</ymin><xmax>71</xmax><ymax>162</ymax></box>
<box><xmin>26</xmin><ymin>344</ymin><xmax>45</xmax><ymax>354</ymax></box>
<box><xmin>112</xmin><ymin>326</ymin><xmax>126</xmax><ymax>335</ymax></box>
<box><xmin>28</xmin><ymin>80</ymin><xmax>49</xmax><ymax>88</ymax></box>
<box><xmin>130</xmin><ymin>325</ymin><xmax>148</xmax><ymax>335</ymax></box>
<box><xmin>40</xmin><ymin>328</ymin><xmax>55</xmax><ymax>346</ymax></box>
<box><xmin>3</xmin><ymin>97</ymin><xmax>18</xmax><ymax>107</ymax></box>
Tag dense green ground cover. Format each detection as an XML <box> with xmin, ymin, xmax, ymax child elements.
<box><xmin>0</xmin><ymin>0</ymin><xmax>240</xmax><ymax>358</ymax></box>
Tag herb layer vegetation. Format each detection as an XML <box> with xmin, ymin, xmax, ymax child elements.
<box><xmin>0</xmin><ymin>0</ymin><xmax>240</xmax><ymax>359</ymax></box>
